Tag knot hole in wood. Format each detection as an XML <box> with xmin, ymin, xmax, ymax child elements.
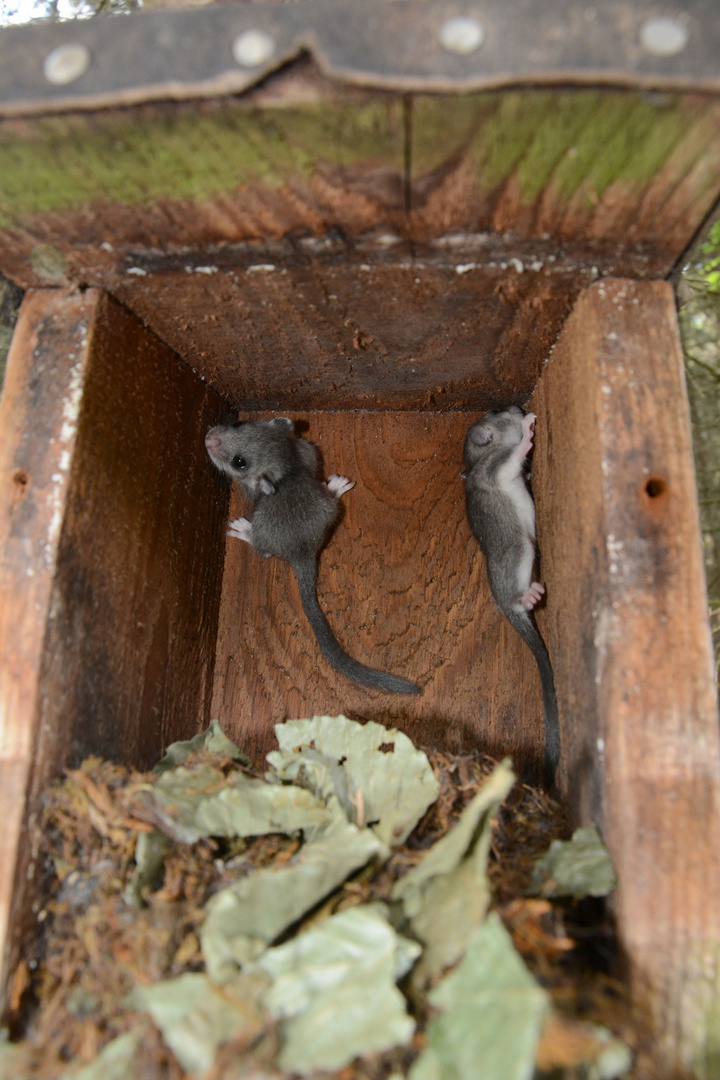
<box><xmin>644</xmin><ymin>476</ymin><xmax>667</xmax><ymax>499</ymax></box>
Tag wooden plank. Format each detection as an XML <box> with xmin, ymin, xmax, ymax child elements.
<box><xmin>0</xmin><ymin>289</ymin><xmax>97</xmax><ymax>1012</ymax></box>
<box><xmin>36</xmin><ymin>291</ymin><xmax>230</xmax><ymax>770</ymax></box>
<box><xmin>0</xmin><ymin>73</ymin><xmax>406</xmax><ymax>289</ymax></box>
<box><xmin>0</xmin><ymin>80</ymin><xmax>716</xmax><ymax>414</ymax></box>
<box><xmin>410</xmin><ymin>89</ymin><xmax>720</xmax><ymax>265</ymax></box>
<box><xmin>106</xmin><ymin>256</ymin><xmax>580</xmax><ymax>412</ymax></box>
<box><xmin>529</xmin><ymin>279</ymin><xmax>720</xmax><ymax>1075</ymax></box>
<box><xmin>1</xmin><ymin>82</ymin><xmax>719</xmax><ymax>295</ymax></box>
<box><xmin>211</xmin><ymin>411</ymin><xmax>546</xmax><ymax>772</ymax></box>
<box><xmin>0</xmin><ymin>289</ymin><xmax>229</xmax><ymax>1013</ymax></box>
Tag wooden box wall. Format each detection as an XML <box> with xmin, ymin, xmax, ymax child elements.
<box><xmin>1</xmin><ymin>2</ymin><xmax>720</xmax><ymax>1074</ymax></box>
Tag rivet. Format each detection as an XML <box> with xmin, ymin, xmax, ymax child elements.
<box><xmin>439</xmin><ymin>16</ymin><xmax>484</xmax><ymax>55</ymax></box>
<box><xmin>639</xmin><ymin>16</ymin><xmax>688</xmax><ymax>57</ymax></box>
<box><xmin>232</xmin><ymin>29</ymin><xmax>275</xmax><ymax>68</ymax></box>
<box><xmin>43</xmin><ymin>43</ymin><xmax>91</xmax><ymax>85</ymax></box>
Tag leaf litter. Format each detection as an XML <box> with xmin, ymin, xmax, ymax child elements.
<box><xmin>1</xmin><ymin>715</ymin><xmax>634</xmax><ymax>1080</ymax></box>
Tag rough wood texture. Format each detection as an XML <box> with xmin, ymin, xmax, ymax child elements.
<box><xmin>0</xmin><ymin>289</ymin><xmax>96</xmax><ymax>1009</ymax></box>
<box><xmin>211</xmin><ymin>411</ymin><xmax>546</xmax><ymax>771</ymax></box>
<box><xmin>530</xmin><ymin>279</ymin><xmax>720</xmax><ymax>1076</ymax></box>
<box><xmin>0</xmin><ymin>288</ymin><xmax>229</xmax><ymax>1012</ymax></box>
<box><xmin>108</xmin><ymin>254</ymin><xmax>583</xmax><ymax>411</ymax></box>
<box><xmin>1</xmin><ymin>78</ymin><xmax>719</xmax><ymax>287</ymax></box>
<box><xmin>0</xmin><ymin>78</ymin><xmax>719</xmax><ymax>412</ymax></box>
<box><xmin>38</xmin><ymin>292</ymin><xmax>229</xmax><ymax>770</ymax></box>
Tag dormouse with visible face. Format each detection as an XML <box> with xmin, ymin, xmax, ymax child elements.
<box><xmin>462</xmin><ymin>406</ymin><xmax>559</xmax><ymax>784</ymax></box>
<box><xmin>205</xmin><ymin>416</ymin><xmax>419</xmax><ymax>695</ymax></box>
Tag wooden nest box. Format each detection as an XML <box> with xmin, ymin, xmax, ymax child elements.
<box><xmin>1</xmin><ymin>0</ymin><xmax>719</xmax><ymax>1073</ymax></box>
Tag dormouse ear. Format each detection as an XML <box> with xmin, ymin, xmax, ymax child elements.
<box><xmin>268</xmin><ymin>416</ymin><xmax>293</xmax><ymax>432</ymax></box>
<box><xmin>469</xmin><ymin>424</ymin><xmax>493</xmax><ymax>446</ymax></box>
<box><xmin>259</xmin><ymin>476</ymin><xmax>277</xmax><ymax>496</ymax></box>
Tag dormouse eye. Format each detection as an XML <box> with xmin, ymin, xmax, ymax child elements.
<box><xmin>231</xmin><ymin>455</ymin><xmax>247</xmax><ymax>470</ymax></box>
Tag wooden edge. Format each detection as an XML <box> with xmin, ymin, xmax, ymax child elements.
<box><xmin>0</xmin><ymin>288</ymin><xmax>230</xmax><ymax>1016</ymax></box>
<box><xmin>0</xmin><ymin>288</ymin><xmax>100</xmax><ymax>1010</ymax></box>
<box><xmin>3</xmin><ymin>0</ymin><xmax>720</xmax><ymax>119</ymax></box>
<box><xmin>531</xmin><ymin>278</ymin><xmax>720</xmax><ymax>1075</ymax></box>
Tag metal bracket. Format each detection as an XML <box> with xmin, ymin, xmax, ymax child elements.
<box><xmin>0</xmin><ymin>0</ymin><xmax>719</xmax><ymax>117</ymax></box>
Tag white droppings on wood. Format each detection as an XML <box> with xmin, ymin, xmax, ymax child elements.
<box><xmin>45</xmin><ymin>344</ymin><xmax>86</xmax><ymax>564</ymax></box>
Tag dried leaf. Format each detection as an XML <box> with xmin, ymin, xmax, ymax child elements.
<box><xmin>255</xmin><ymin>904</ymin><xmax>419</xmax><ymax>1074</ymax></box>
<box><xmin>132</xmin><ymin>764</ymin><xmax>334</xmax><ymax>844</ymax></box>
<box><xmin>60</xmin><ymin>1033</ymin><xmax>140</xmax><ymax>1080</ymax></box>
<box><xmin>154</xmin><ymin>719</ymin><xmax>251</xmax><ymax>773</ymax></box>
<box><xmin>202</xmin><ymin>818</ymin><xmax>387</xmax><ymax>980</ymax></box>
<box><xmin>267</xmin><ymin>715</ymin><xmax>440</xmax><ymax>846</ymax></box>
<box><xmin>528</xmin><ymin>825</ymin><xmax>617</xmax><ymax>899</ymax></box>
<box><xmin>124</xmin><ymin>830</ymin><xmax>173</xmax><ymax>907</ymax></box>
<box><xmin>392</xmin><ymin>760</ymin><xmax>515</xmax><ymax>982</ymax></box>
<box><xmin>410</xmin><ymin>913</ymin><xmax>548</xmax><ymax>1080</ymax></box>
<box><xmin>129</xmin><ymin>971</ymin><xmax>268</xmax><ymax>1076</ymax></box>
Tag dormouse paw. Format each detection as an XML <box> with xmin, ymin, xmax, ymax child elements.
<box><xmin>520</xmin><ymin>412</ymin><xmax>536</xmax><ymax>456</ymax></box>
<box><xmin>227</xmin><ymin>517</ymin><xmax>253</xmax><ymax>544</ymax></box>
<box><xmin>517</xmin><ymin>582</ymin><xmax>545</xmax><ymax>611</ymax></box>
<box><xmin>326</xmin><ymin>474</ymin><xmax>355</xmax><ymax>498</ymax></box>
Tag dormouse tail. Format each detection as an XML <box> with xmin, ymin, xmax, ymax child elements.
<box><xmin>506</xmin><ymin>609</ymin><xmax>560</xmax><ymax>787</ymax></box>
<box><xmin>291</xmin><ymin>558</ymin><xmax>420</xmax><ymax>695</ymax></box>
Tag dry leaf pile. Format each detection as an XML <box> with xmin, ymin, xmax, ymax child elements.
<box><xmin>1</xmin><ymin>717</ymin><xmax>632</xmax><ymax>1080</ymax></box>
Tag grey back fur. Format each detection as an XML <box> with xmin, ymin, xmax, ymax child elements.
<box><xmin>206</xmin><ymin>417</ymin><xmax>419</xmax><ymax>695</ymax></box>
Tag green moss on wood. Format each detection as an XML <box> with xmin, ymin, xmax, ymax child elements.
<box><xmin>0</xmin><ymin>88</ymin><xmax>718</xmax><ymax>230</ymax></box>
<box><xmin>412</xmin><ymin>89</ymin><xmax>719</xmax><ymax>209</ymax></box>
<box><xmin>0</xmin><ymin>96</ymin><xmax>405</xmax><ymax>225</ymax></box>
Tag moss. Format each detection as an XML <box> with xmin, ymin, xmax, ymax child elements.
<box><xmin>0</xmin><ymin>88</ymin><xmax>717</xmax><ymax>228</ymax></box>
<box><xmin>704</xmin><ymin>991</ymin><xmax>720</xmax><ymax>1080</ymax></box>
<box><xmin>410</xmin><ymin>94</ymin><xmax>496</xmax><ymax>176</ymax></box>
<box><xmin>552</xmin><ymin>96</ymin><xmax>689</xmax><ymax>201</ymax></box>
<box><xmin>0</xmin><ymin>96</ymin><xmax>405</xmax><ymax>224</ymax></box>
<box><xmin>484</xmin><ymin>91</ymin><xmax>605</xmax><ymax>200</ymax></box>
<box><xmin>411</xmin><ymin>89</ymin><xmax>717</xmax><ymax>210</ymax></box>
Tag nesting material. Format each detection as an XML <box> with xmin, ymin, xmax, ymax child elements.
<box><xmin>2</xmin><ymin>718</ymin><xmax>632</xmax><ymax>1079</ymax></box>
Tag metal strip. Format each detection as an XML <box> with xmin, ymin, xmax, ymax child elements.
<box><xmin>0</xmin><ymin>0</ymin><xmax>719</xmax><ymax>117</ymax></box>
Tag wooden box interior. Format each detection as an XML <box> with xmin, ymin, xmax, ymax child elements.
<box><xmin>1</xmin><ymin>52</ymin><xmax>720</xmax><ymax>1075</ymax></box>
<box><xmin>6</xmin><ymin>288</ymin><xmax>553</xmax><ymax>777</ymax></box>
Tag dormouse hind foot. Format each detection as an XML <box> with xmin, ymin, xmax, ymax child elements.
<box><xmin>227</xmin><ymin>517</ymin><xmax>253</xmax><ymax>544</ymax></box>
<box><xmin>326</xmin><ymin>474</ymin><xmax>355</xmax><ymax>499</ymax></box>
<box><xmin>515</xmin><ymin>582</ymin><xmax>545</xmax><ymax>612</ymax></box>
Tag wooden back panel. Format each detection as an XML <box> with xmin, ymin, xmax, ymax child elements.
<box><xmin>211</xmin><ymin>411</ymin><xmax>546</xmax><ymax>770</ymax></box>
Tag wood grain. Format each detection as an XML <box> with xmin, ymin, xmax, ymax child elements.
<box><xmin>0</xmin><ymin>289</ymin><xmax>229</xmax><ymax>1013</ymax></box>
<box><xmin>2</xmin><ymin>81</ymin><xmax>719</xmax><ymax>292</ymax></box>
<box><xmin>530</xmin><ymin>280</ymin><xmax>720</xmax><ymax>1076</ymax></box>
<box><xmin>0</xmin><ymin>289</ymin><xmax>97</xmax><ymax>1010</ymax></box>
<box><xmin>38</xmin><ymin>292</ymin><xmax>229</xmax><ymax>771</ymax></box>
<box><xmin>108</xmin><ymin>255</ymin><xmax>581</xmax><ymax>411</ymax></box>
<box><xmin>211</xmin><ymin>411</ymin><xmax>546</xmax><ymax>772</ymax></box>
<box><xmin>2</xmin><ymin>80</ymin><xmax>718</xmax><ymax>417</ymax></box>
<box><xmin>409</xmin><ymin>89</ymin><xmax>720</xmax><ymax>263</ymax></box>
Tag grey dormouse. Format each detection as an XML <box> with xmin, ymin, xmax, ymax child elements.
<box><xmin>462</xmin><ymin>406</ymin><xmax>559</xmax><ymax>784</ymax></box>
<box><xmin>205</xmin><ymin>416</ymin><xmax>420</xmax><ymax>695</ymax></box>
